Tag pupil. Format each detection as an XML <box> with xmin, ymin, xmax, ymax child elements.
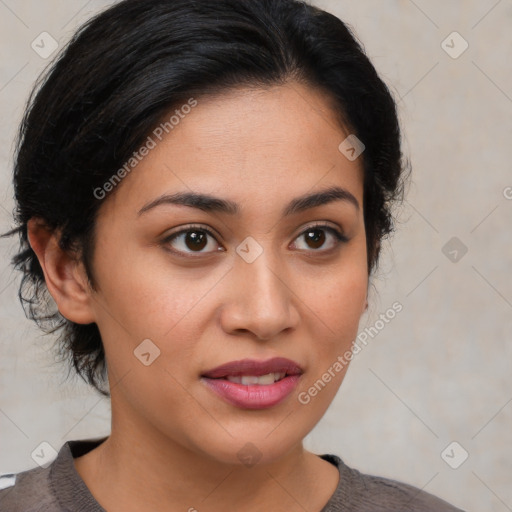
<box><xmin>306</xmin><ymin>229</ymin><xmax>325</xmax><ymax>249</ymax></box>
<box><xmin>186</xmin><ymin>231</ymin><xmax>207</xmax><ymax>251</ymax></box>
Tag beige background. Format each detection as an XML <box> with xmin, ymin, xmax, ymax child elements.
<box><xmin>0</xmin><ymin>1</ymin><xmax>511</xmax><ymax>510</ymax></box>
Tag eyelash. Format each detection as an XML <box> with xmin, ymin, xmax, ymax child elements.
<box><xmin>161</xmin><ymin>223</ymin><xmax>348</xmax><ymax>258</ymax></box>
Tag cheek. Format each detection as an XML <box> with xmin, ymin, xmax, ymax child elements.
<box><xmin>293</xmin><ymin>266</ymin><xmax>367</xmax><ymax>422</ymax></box>
<box><xmin>92</xmin><ymin>240</ymin><xmax>218</xmax><ymax>336</ymax></box>
<box><xmin>89</xmin><ymin>243</ymin><xmax>241</xmax><ymax>403</ymax></box>
<box><xmin>294</xmin><ymin>250</ymin><xmax>367</xmax><ymax>379</ymax></box>
<box><xmin>301</xmin><ymin>260</ymin><xmax>368</xmax><ymax>339</ymax></box>
<box><xmin>320</xmin><ymin>272</ymin><xmax>367</xmax><ymax>318</ymax></box>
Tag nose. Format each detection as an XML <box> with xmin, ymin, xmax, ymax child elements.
<box><xmin>219</xmin><ymin>250</ymin><xmax>300</xmax><ymax>341</ymax></box>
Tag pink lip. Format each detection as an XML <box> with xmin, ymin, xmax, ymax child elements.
<box><xmin>201</xmin><ymin>357</ymin><xmax>303</xmax><ymax>410</ymax></box>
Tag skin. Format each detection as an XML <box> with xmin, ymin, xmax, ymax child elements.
<box><xmin>28</xmin><ymin>81</ymin><xmax>369</xmax><ymax>512</ymax></box>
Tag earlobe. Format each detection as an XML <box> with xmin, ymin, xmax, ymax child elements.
<box><xmin>27</xmin><ymin>218</ymin><xmax>96</xmax><ymax>325</ymax></box>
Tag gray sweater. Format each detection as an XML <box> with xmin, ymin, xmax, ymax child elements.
<box><xmin>0</xmin><ymin>437</ymin><xmax>465</xmax><ymax>511</ymax></box>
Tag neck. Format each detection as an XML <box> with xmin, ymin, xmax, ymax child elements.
<box><xmin>74</xmin><ymin>401</ymin><xmax>339</xmax><ymax>512</ymax></box>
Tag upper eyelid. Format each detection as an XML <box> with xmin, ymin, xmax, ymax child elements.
<box><xmin>299</xmin><ymin>220</ymin><xmax>341</xmax><ymax>232</ymax></box>
<box><xmin>164</xmin><ymin>223</ymin><xmax>219</xmax><ymax>239</ymax></box>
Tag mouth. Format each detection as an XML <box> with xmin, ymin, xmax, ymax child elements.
<box><xmin>201</xmin><ymin>356</ymin><xmax>303</xmax><ymax>381</ymax></box>
<box><xmin>222</xmin><ymin>372</ymin><xmax>288</xmax><ymax>385</ymax></box>
<box><xmin>200</xmin><ymin>357</ymin><xmax>303</xmax><ymax>409</ymax></box>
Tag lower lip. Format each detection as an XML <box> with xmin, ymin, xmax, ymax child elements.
<box><xmin>201</xmin><ymin>375</ymin><xmax>301</xmax><ymax>409</ymax></box>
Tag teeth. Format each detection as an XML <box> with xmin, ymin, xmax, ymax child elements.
<box><xmin>226</xmin><ymin>372</ymin><xmax>286</xmax><ymax>385</ymax></box>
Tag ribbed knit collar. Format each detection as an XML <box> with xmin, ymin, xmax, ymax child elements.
<box><xmin>50</xmin><ymin>437</ymin><xmax>108</xmax><ymax>511</ymax></box>
<box><xmin>49</xmin><ymin>437</ymin><xmax>348</xmax><ymax>511</ymax></box>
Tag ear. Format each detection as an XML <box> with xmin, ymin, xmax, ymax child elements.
<box><xmin>364</xmin><ymin>238</ymin><xmax>380</xmax><ymax>312</ymax></box>
<box><xmin>27</xmin><ymin>218</ymin><xmax>96</xmax><ymax>324</ymax></box>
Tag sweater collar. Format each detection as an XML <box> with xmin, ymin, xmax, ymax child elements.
<box><xmin>50</xmin><ymin>436</ymin><xmax>108</xmax><ymax>512</ymax></box>
<box><xmin>49</xmin><ymin>437</ymin><xmax>347</xmax><ymax>511</ymax></box>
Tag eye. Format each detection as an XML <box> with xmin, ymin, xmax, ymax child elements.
<box><xmin>291</xmin><ymin>223</ymin><xmax>348</xmax><ymax>252</ymax></box>
<box><xmin>162</xmin><ymin>225</ymin><xmax>223</xmax><ymax>256</ymax></box>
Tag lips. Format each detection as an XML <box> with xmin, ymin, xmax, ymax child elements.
<box><xmin>201</xmin><ymin>357</ymin><xmax>303</xmax><ymax>410</ymax></box>
<box><xmin>201</xmin><ymin>357</ymin><xmax>303</xmax><ymax>379</ymax></box>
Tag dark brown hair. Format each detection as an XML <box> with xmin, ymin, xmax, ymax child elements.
<box><xmin>5</xmin><ymin>0</ymin><xmax>409</xmax><ymax>396</ymax></box>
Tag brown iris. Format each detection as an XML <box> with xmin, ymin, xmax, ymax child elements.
<box><xmin>186</xmin><ymin>231</ymin><xmax>208</xmax><ymax>251</ymax></box>
<box><xmin>305</xmin><ymin>228</ymin><xmax>326</xmax><ymax>249</ymax></box>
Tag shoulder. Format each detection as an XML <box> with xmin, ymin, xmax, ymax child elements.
<box><xmin>321</xmin><ymin>454</ymin><xmax>466</xmax><ymax>512</ymax></box>
<box><xmin>0</xmin><ymin>436</ymin><xmax>108</xmax><ymax>512</ymax></box>
<box><xmin>353</xmin><ymin>471</ymin><xmax>465</xmax><ymax>511</ymax></box>
<box><xmin>0</xmin><ymin>464</ymin><xmax>61</xmax><ymax>512</ymax></box>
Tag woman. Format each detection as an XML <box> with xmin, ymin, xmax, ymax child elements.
<box><xmin>0</xmin><ymin>0</ymin><xmax>465</xmax><ymax>510</ymax></box>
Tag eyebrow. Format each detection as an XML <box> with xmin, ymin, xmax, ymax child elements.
<box><xmin>137</xmin><ymin>185</ymin><xmax>359</xmax><ymax>217</ymax></box>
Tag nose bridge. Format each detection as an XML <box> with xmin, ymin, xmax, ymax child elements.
<box><xmin>221</xmin><ymin>245</ymin><xmax>298</xmax><ymax>339</ymax></box>
<box><xmin>245</xmin><ymin>251</ymin><xmax>284</xmax><ymax>306</ymax></box>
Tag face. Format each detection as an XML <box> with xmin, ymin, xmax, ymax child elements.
<box><xmin>85</xmin><ymin>82</ymin><xmax>368</xmax><ymax>465</ymax></box>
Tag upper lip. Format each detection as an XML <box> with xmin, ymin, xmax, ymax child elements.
<box><xmin>201</xmin><ymin>357</ymin><xmax>303</xmax><ymax>379</ymax></box>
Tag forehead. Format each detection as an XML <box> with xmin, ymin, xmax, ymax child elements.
<box><xmin>101</xmin><ymin>82</ymin><xmax>364</xmax><ymax>217</ymax></box>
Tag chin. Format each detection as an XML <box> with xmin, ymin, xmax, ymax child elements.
<box><xmin>196</xmin><ymin>430</ymin><xmax>303</xmax><ymax>468</ymax></box>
